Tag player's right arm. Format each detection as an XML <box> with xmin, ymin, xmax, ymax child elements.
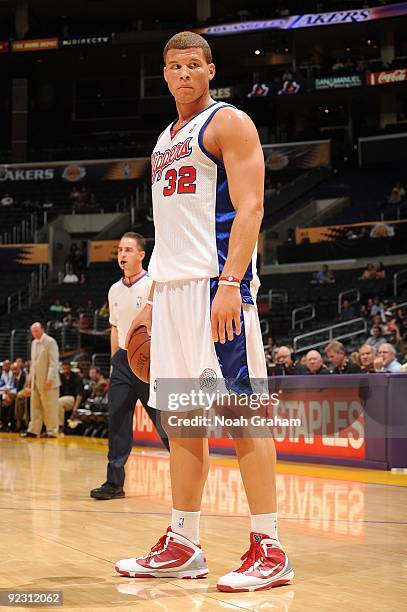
<box><xmin>124</xmin><ymin>281</ymin><xmax>155</xmax><ymax>348</ymax></box>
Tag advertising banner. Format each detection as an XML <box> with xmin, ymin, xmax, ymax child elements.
<box><xmin>366</xmin><ymin>68</ymin><xmax>407</xmax><ymax>86</ymax></box>
<box><xmin>12</xmin><ymin>38</ymin><xmax>58</xmax><ymax>52</ymax></box>
<box><xmin>89</xmin><ymin>240</ymin><xmax>119</xmax><ymax>263</ymax></box>
<box><xmin>133</xmin><ymin>386</ymin><xmax>365</xmax><ymax>461</ymax></box>
<box><xmin>263</xmin><ymin>140</ymin><xmax>331</xmax><ymax>171</ymax></box>
<box><xmin>0</xmin><ymin>158</ymin><xmax>149</xmax><ymax>183</ymax></box>
<box><xmin>209</xmin><ymin>86</ymin><xmax>237</xmax><ymax>99</ymax></box>
<box><xmin>61</xmin><ymin>35</ymin><xmax>111</xmax><ymax>48</ymax></box>
<box><xmin>296</xmin><ymin>219</ymin><xmax>407</xmax><ymax>243</ymax></box>
<box><xmin>0</xmin><ymin>41</ymin><xmax>9</xmax><ymax>53</ymax></box>
<box><xmin>315</xmin><ymin>75</ymin><xmax>362</xmax><ymax>89</ymax></box>
<box><xmin>197</xmin><ymin>2</ymin><xmax>407</xmax><ymax>36</ymax></box>
<box><xmin>0</xmin><ymin>244</ymin><xmax>49</xmax><ymax>266</ymax></box>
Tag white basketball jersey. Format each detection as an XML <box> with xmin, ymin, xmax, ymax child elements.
<box><xmin>148</xmin><ymin>101</ymin><xmax>258</xmax><ymax>287</ymax></box>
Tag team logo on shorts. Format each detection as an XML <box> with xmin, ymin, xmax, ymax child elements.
<box><xmin>253</xmin><ymin>533</ymin><xmax>262</xmax><ymax>543</ymax></box>
<box><xmin>199</xmin><ymin>368</ymin><xmax>217</xmax><ymax>390</ymax></box>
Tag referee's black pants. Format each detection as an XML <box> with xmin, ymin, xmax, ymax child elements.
<box><xmin>107</xmin><ymin>348</ymin><xmax>169</xmax><ymax>487</ymax></box>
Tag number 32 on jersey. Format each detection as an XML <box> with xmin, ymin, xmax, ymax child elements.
<box><xmin>163</xmin><ymin>165</ymin><xmax>197</xmax><ymax>196</ymax></box>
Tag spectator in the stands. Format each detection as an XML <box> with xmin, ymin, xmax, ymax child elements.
<box><xmin>274</xmin><ymin>346</ymin><xmax>307</xmax><ymax>375</ymax></box>
<box><xmin>88</xmin><ymin>367</ymin><xmax>107</xmax><ymax>399</ymax></box>
<box><xmin>264</xmin><ymin>336</ymin><xmax>277</xmax><ymax>370</ymax></box>
<box><xmin>49</xmin><ymin>299</ymin><xmax>64</xmax><ymax>316</ymax></box>
<box><xmin>1</xmin><ymin>362</ymin><xmax>27</xmax><ymax>431</ymax></box>
<box><xmin>0</xmin><ymin>360</ymin><xmax>13</xmax><ymax>387</ymax></box>
<box><xmin>85</xmin><ymin>299</ymin><xmax>94</xmax><ymax>316</ymax></box>
<box><xmin>315</xmin><ymin>264</ymin><xmax>335</xmax><ymax>285</ymax></box>
<box><xmin>63</xmin><ymin>267</ymin><xmax>79</xmax><ymax>284</ymax></box>
<box><xmin>76</xmin><ymin>187</ymin><xmax>88</xmax><ymax>210</ymax></box>
<box><xmin>376</xmin><ymin>343</ymin><xmax>402</xmax><ymax>373</ymax></box>
<box><xmin>325</xmin><ymin>341</ymin><xmax>361</xmax><ymax>374</ymax></box>
<box><xmin>370</xmin><ymin>296</ymin><xmax>385</xmax><ymax>318</ymax></box>
<box><xmin>366</xmin><ymin>326</ymin><xmax>387</xmax><ymax>351</ymax></box>
<box><xmin>388</xmin><ymin>182</ymin><xmax>405</xmax><ymax>206</ymax></box>
<box><xmin>1</xmin><ymin>193</ymin><xmax>14</xmax><ymax>206</ymax></box>
<box><xmin>304</xmin><ymin>350</ymin><xmax>329</xmax><ymax>375</ymax></box>
<box><xmin>99</xmin><ymin>301</ymin><xmax>109</xmax><ymax>318</ymax></box>
<box><xmin>360</xmin><ymin>263</ymin><xmax>377</xmax><ymax>280</ymax></box>
<box><xmin>62</xmin><ymin>312</ymin><xmax>76</xmax><ymax>327</ymax></box>
<box><xmin>370</xmin><ymin>314</ymin><xmax>385</xmax><ymax>332</ymax></box>
<box><xmin>370</xmin><ymin>222</ymin><xmax>395</xmax><ymax>238</ymax></box>
<box><xmin>375</xmin><ymin>262</ymin><xmax>386</xmax><ymax>279</ymax></box>
<box><xmin>395</xmin><ymin>308</ymin><xmax>406</xmax><ymax>331</ymax></box>
<box><xmin>69</xmin><ymin>186</ymin><xmax>81</xmax><ymax>209</ymax></box>
<box><xmin>345</xmin><ymin>228</ymin><xmax>358</xmax><ymax>240</ymax></box>
<box><xmin>383</xmin><ymin>310</ymin><xmax>400</xmax><ymax>342</ymax></box>
<box><xmin>15</xmin><ymin>357</ymin><xmax>27</xmax><ymax>375</ymax></box>
<box><xmin>332</xmin><ymin>58</ymin><xmax>344</xmax><ymax>71</ymax></box>
<box><xmin>63</xmin><ymin>302</ymin><xmax>72</xmax><ymax>315</ymax></box>
<box><xmin>286</xmin><ymin>228</ymin><xmax>295</xmax><ymax>243</ymax></box>
<box><xmin>58</xmin><ymin>362</ymin><xmax>84</xmax><ymax>432</ymax></box>
<box><xmin>359</xmin><ymin>344</ymin><xmax>376</xmax><ymax>373</ymax></box>
<box><xmin>339</xmin><ymin>298</ymin><xmax>357</xmax><ymax>322</ymax></box>
<box><xmin>76</xmin><ymin>240</ymin><xmax>88</xmax><ymax>273</ymax></box>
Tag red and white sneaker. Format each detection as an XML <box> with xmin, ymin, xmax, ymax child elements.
<box><xmin>217</xmin><ymin>532</ymin><xmax>294</xmax><ymax>593</ymax></box>
<box><xmin>115</xmin><ymin>527</ymin><xmax>208</xmax><ymax>579</ymax></box>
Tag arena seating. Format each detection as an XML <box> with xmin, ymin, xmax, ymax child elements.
<box><xmin>259</xmin><ymin>264</ymin><xmax>407</xmax><ymax>343</ymax></box>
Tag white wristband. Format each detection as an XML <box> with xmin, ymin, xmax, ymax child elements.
<box><xmin>146</xmin><ymin>299</ymin><xmax>153</xmax><ymax>305</ymax></box>
<box><xmin>218</xmin><ymin>280</ymin><xmax>240</xmax><ymax>288</ymax></box>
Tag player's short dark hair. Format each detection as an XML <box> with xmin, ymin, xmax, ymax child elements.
<box><xmin>62</xmin><ymin>361</ymin><xmax>71</xmax><ymax>367</ymax></box>
<box><xmin>121</xmin><ymin>232</ymin><xmax>146</xmax><ymax>251</ymax></box>
<box><xmin>163</xmin><ymin>31</ymin><xmax>212</xmax><ymax>64</ymax></box>
<box><xmin>89</xmin><ymin>366</ymin><xmax>101</xmax><ymax>374</ymax></box>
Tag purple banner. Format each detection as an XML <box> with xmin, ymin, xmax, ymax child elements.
<box><xmin>197</xmin><ymin>3</ymin><xmax>407</xmax><ymax>36</ymax></box>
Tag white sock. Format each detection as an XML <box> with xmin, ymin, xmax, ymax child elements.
<box><xmin>251</xmin><ymin>512</ymin><xmax>280</xmax><ymax>545</ymax></box>
<box><xmin>171</xmin><ymin>508</ymin><xmax>201</xmax><ymax>544</ymax></box>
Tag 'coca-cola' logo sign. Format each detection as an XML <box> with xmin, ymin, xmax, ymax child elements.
<box><xmin>367</xmin><ymin>69</ymin><xmax>407</xmax><ymax>86</ymax></box>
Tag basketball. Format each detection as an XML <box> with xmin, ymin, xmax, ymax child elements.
<box><xmin>127</xmin><ymin>325</ymin><xmax>150</xmax><ymax>383</ymax></box>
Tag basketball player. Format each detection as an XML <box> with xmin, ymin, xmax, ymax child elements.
<box><xmin>90</xmin><ymin>232</ymin><xmax>168</xmax><ymax>500</ymax></box>
<box><xmin>115</xmin><ymin>33</ymin><xmax>294</xmax><ymax>592</ymax></box>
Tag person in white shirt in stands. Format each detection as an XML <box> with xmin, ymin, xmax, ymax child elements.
<box><xmin>0</xmin><ymin>360</ymin><xmax>13</xmax><ymax>388</ymax></box>
<box><xmin>63</xmin><ymin>268</ymin><xmax>79</xmax><ymax>283</ymax></box>
<box><xmin>376</xmin><ymin>343</ymin><xmax>402</xmax><ymax>373</ymax></box>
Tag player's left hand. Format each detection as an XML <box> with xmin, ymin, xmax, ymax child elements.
<box><xmin>211</xmin><ymin>285</ymin><xmax>242</xmax><ymax>344</ymax></box>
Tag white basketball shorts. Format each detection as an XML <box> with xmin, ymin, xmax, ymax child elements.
<box><xmin>148</xmin><ymin>278</ymin><xmax>267</xmax><ymax>410</ymax></box>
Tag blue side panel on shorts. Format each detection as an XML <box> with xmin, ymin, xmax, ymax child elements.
<box><xmin>197</xmin><ymin>105</ymin><xmax>253</xmax><ymax>283</ymax></box>
<box><xmin>210</xmin><ymin>279</ymin><xmax>253</xmax><ymax>395</ymax></box>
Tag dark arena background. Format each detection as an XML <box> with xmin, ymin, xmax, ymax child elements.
<box><xmin>0</xmin><ymin>1</ymin><xmax>406</xmax><ymax>610</ymax></box>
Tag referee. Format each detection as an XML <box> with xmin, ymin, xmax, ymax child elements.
<box><xmin>90</xmin><ymin>232</ymin><xmax>169</xmax><ymax>500</ymax></box>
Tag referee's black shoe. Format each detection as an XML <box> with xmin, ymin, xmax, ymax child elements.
<box><xmin>90</xmin><ymin>482</ymin><xmax>125</xmax><ymax>500</ymax></box>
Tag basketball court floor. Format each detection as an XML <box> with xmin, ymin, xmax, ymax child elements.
<box><xmin>1</xmin><ymin>434</ymin><xmax>406</xmax><ymax>611</ymax></box>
